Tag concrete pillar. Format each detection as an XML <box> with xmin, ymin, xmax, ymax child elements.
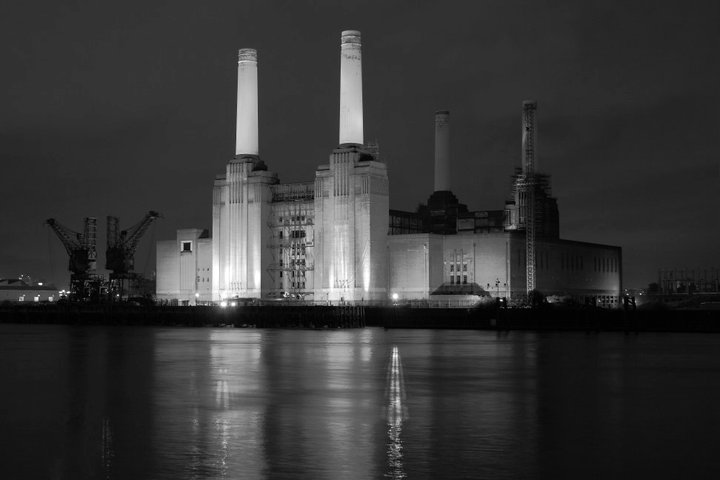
<box><xmin>236</xmin><ymin>48</ymin><xmax>259</xmax><ymax>156</ymax></box>
<box><xmin>522</xmin><ymin>100</ymin><xmax>537</xmax><ymax>174</ymax></box>
<box><xmin>339</xmin><ymin>30</ymin><xmax>363</xmax><ymax>146</ymax></box>
<box><xmin>434</xmin><ymin>111</ymin><xmax>450</xmax><ymax>192</ymax></box>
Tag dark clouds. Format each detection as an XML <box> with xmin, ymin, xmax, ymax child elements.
<box><xmin>1</xmin><ymin>0</ymin><xmax>718</xmax><ymax>289</ymax></box>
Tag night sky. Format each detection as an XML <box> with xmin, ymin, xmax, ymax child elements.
<box><xmin>1</xmin><ymin>0</ymin><xmax>718</xmax><ymax>290</ymax></box>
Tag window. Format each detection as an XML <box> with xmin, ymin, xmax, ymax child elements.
<box><xmin>181</xmin><ymin>241</ymin><xmax>192</xmax><ymax>252</ymax></box>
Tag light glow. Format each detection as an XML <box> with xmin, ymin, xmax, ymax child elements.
<box><xmin>385</xmin><ymin>345</ymin><xmax>407</xmax><ymax>479</ymax></box>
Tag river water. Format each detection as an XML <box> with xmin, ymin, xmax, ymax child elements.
<box><xmin>0</xmin><ymin>324</ymin><xmax>718</xmax><ymax>479</ymax></box>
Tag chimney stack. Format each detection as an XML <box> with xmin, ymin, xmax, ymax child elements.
<box><xmin>522</xmin><ymin>100</ymin><xmax>537</xmax><ymax>174</ymax></box>
<box><xmin>235</xmin><ymin>48</ymin><xmax>259</xmax><ymax>157</ymax></box>
<box><xmin>339</xmin><ymin>30</ymin><xmax>363</xmax><ymax>146</ymax></box>
<box><xmin>434</xmin><ymin>111</ymin><xmax>451</xmax><ymax>192</ymax></box>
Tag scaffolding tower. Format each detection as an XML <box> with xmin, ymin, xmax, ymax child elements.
<box><xmin>267</xmin><ymin>183</ymin><xmax>315</xmax><ymax>298</ymax></box>
<box><xmin>522</xmin><ymin>101</ymin><xmax>537</xmax><ymax>295</ymax></box>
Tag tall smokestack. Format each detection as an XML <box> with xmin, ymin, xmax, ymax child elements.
<box><xmin>235</xmin><ymin>48</ymin><xmax>259</xmax><ymax>157</ymax></box>
<box><xmin>339</xmin><ymin>30</ymin><xmax>363</xmax><ymax>146</ymax></box>
<box><xmin>434</xmin><ymin>111</ymin><xmax>451</xmax><ymax>192</ymax></box>
<box><xmin>522</xmin><ymin>100</ymin><xmax>537</xmax><ymax>174</ymax></box>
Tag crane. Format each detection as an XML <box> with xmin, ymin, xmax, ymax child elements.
<box><xmin>105</xmin><ymin>211</ymin><xmax>161</xmax><ymax>299</ymax></box>
<box><xmin>46</xmin><ymin>217</ymin><xmax>100</xmax><ymax>301</ymax></box>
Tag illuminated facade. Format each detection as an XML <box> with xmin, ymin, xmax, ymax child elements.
<box><xmin>204</xmin><ymin>31</ymin><xmax>388</xmax><ymax>304</ymax></box>
<box><xmin>156</xmin><ymin>30</ymin><xmax>622</xmax><ymax>306</ymax></box>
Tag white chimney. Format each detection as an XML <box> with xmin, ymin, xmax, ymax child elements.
<box><xmin>339</xmin><ymin>30</ymin><xmax>363</xmax><ymax>146</ymax></box>
<box><xmin>235</xmin><ymin>48</ymin><xmax>259</xmax><ymax>156</ymax></box>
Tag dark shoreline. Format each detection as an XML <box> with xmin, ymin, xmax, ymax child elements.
<box><xmin>0</xmin><ymin>304</ymin><xmax>718</xmax><ymax>333</ymax></box>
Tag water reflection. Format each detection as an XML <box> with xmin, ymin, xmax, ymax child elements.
<box><xmin>151</xmin><ymin>329</ymin><xmax>268</xmax><ymax>478</ymax></box>
<box><xmin>385</xmin><ymin>345</ymin><xmax>407</xmax><ymax>479</ymax></box>
<box><xmin>101</xmin><ymin>416</ymin><xmax>113</xmax><ymax>479</ymax></box>
<box><xmin>4</xmin><ymin>325</ymin><xmax>718</xmax><ymax>479</ymax></box>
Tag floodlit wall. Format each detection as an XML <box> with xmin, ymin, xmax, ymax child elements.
<box><xmin>156</xmin><ymin>229</ymin><xmax>212</xmax><ymax>304</ymax></box>
<box><xmin>388</xmin><ymin>231</ymin><xmax>622</xmax><ymax>304</ymax></box>
<box><xmin>212</xmin><ymin>160</ymin><xmax>277</xmax><ymax>301</ymax></box>
<box><xmin>388</xmin><ymin>234</ymin><xmax>433</xmax><ymax>299</ymax></box>
<box><xmin>442</xmin><ymin>233</ymin><xmax>511</xmax><ymax>296</ymax></box>
<box><xmin>314</xmin><ymin>148</ymin><xmax>389</xmax><ymax>302</ymax></box>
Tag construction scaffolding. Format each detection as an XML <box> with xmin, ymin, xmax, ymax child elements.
<box><xmin>521</xmin><ymin>101</ymin><xmax>537</xmax><ymax>294</ymax></box>
<box><xmin>268</xmin><ymin>183</ymin><xmax>315</xmax><ymax>298</ymax></box>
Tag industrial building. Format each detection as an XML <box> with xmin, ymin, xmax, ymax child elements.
<box><xmin>0</xmin><ymin>279</ymin><xmax>58</xmax><ymax>303</ymax></box>
<box><xmin>156</xmin><ymin>31</ymin><xmax>621</xmax><ymax>306</ymax></box>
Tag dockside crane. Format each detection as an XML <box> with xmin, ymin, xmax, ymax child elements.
<box><xmin>105</xmin><ymin>211</ymin><xmax>161</xmax><ymax>299</ymax></box>
<box><xmin>46</xmin><ymin>217</ymin><xmax>101</xmax><ymax>301</ymax></box>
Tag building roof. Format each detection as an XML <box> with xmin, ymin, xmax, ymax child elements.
<box><xmin>431</xmin><ymin>282</ymin><xmax>490</xmax><ymax>296</ymax></box>
<box><xmin>0</xmin><ymin>279</ymin><xmax>57</xmax><ymax>291</ymax></box>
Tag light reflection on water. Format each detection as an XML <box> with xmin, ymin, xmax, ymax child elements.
<box><xmin>385</xmin><ymin>345</ymin><xmax>407</xmax><ymax>479</ymax></box>
<box><xmin>1</xmin><ymin>326</ymin><xmax>719</xmax><ymax>479</ymax></box>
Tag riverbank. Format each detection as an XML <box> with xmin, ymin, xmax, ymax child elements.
<box><xmin>1</xmin><ymin>303</ymin><xmax>718</xmax><ymax>332</ymax></box>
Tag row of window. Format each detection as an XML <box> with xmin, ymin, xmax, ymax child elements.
<box><xmin>278</xmin><ymin>216</ymin><xmax>307</xmax><ymax>223</ymax></box>
<box><xmin>279</xmin><ymin>259</ymin><xmax>307</xmax><ymax>268</ymax></box>
<box><xmin>450</xmin><ymin>275</ymin><xmax>468</xmax><ymax>285</ymax></box>
<box><xmin>515</xmin><ymin>250</ymin><xmax>619</xmax><ymax>275</ymax></box>
<box><xmin>561</xmin><ymin>253</ymin><xmax>584</xmax><ymax>272</ymax></box>
<box><xmin>596</xmin><ymin>295</ymin><xmax>618</xmax><ymax>305</ymax></box>
<box><xmin>278</xmin><ymin>247</ymin><xmax>308</xmax><ymax>257</ymax></box>
<box><xmin>594</xmin><ymin>257</ymin><xmax>618</xmax><ymax>273</ymax></box>
<box><xmin>279</xmin><ymin>270</ymin><xmax>306</xmax><ymax>278</ymax></box>
<box><xmin>278</xmin><ymin>230</ymin><xmax>307</xmax><ymax>239</ymax></box>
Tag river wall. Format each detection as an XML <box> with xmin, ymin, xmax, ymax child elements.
<box><xmin>0</xmin><ymin>304</ymin><xmax>718</xmax><ymax>332</ymax></box>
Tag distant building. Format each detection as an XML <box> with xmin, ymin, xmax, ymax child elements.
<box><xmin>0</xmin><ymin>279</ymin><xmax>58</xmax><ymax>303</ymax></box>
<box><xmin>156</xmin><ymin>31</ymin><xmax>622</xmax><ymax>307</ymax></box>
<box><xmin>658</xmin><ymin>268</ymin><xmax>720</xmax><ymax>294</ymax></box>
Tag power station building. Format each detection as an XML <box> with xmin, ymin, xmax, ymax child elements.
<box><xmin>157</xmin><ymin>31</ymin><xmax>622</xmax><ymax>307</ymax></box>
